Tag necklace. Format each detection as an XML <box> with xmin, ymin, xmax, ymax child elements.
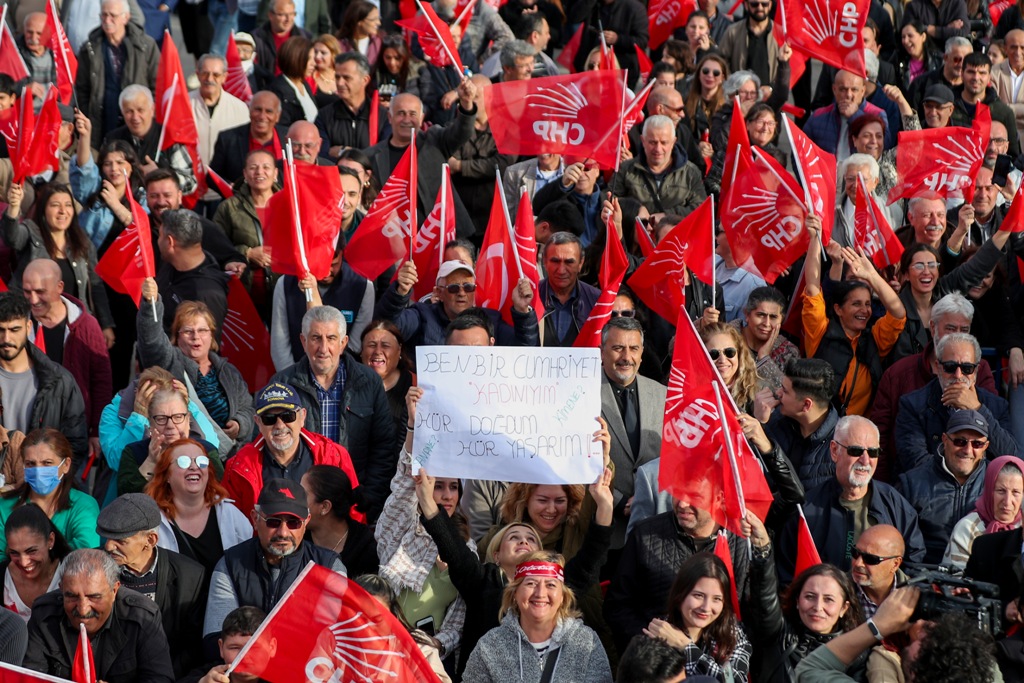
<box><xmin>330</xmin><ymin>529</ymin><xmax>350</xmax><ymax>552</ymax></box>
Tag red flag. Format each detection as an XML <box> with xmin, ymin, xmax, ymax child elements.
<box><xmin>369</xmin><ymin>89</ymin><xmax>380</xmax><ymax>147</ymax></box>
<box><xmin>411</xmin><ymin>163</ymin><xmax>456</xmax><ymax>300</ymax></box>
<box><xmin>0</xmin><ymin>106</ymin><xmax>16</xmax><ymax>152</ymax></box>
<box><xmin>94</xmin><ymin>176</ymin><xmax>156</xmax><ymax>305</ymax></box>
<box><xmin>155</xmin><ymin>32</ymin><xmax>199</xmax><ymax>149</ymax></box>
<box><xmin>207</xmin><ymin>166</ymin><xmax>235</xmax><ymax>199</ymax></box>
<box><xmin>220</xmin><ymin>276</ymin><xmax>274</xmax><ymax>393</ymax></box>
<box><xmin>18</xmin><ymin>86</ymin><xmax>62</xmax><ymax>183</ymax></box>
<box><xmin>721</xmin><ymin>148</ymin><xmax>808</xmax><ymax>284</ymax></box>
<box><xmin>854</xmin><ymin>174</ymin><xmax>904</xmax><ymax>269</ymax></box>
<box><xmin>648</xmin><ymin>0</ymin><xmax>696</xmax><ymax>50</ymax></box>
<box><xmin>628</xmin><ymin>197</ymin><xmax>715</xmax><ymax>322</ymax></box>
<box><xmin>476</xmin><ymin>182</ymin><xmax>518</xmax><ymax>318</ymax></box>
<box><xmin>396</xmin><ymin>0</ymin><xmax>465</xmax><ymax>72</ymax></box>
<box><xmin>1002</xmin><ymin>181</ymin><xmax>1024</xmax><ymax>233</ymax></box>
<box><xmin>660</xmin><ymin>310</ymin><xmax>774</xmax><ymax>534</ymax></box>
<box><xmin>557</xmin><ymin>23</ymin><xmax>585</xmax><ymax>72</ymax></box>
<box><xmin>635</xmin><ymin>45</ymin><xmax>654</xmax><ymax>84</ymax></box>
<box><xmin>513</xmin><ymin>190</ymin><xmax>545</xmax><ymax>322</ymax></box>
<box><xmin>785</xmin><ymin>116</ymin><xmax>837</xmax><ymax>245</ymax></box>
<box><xmin>9</xmin><ymin>88</ymin><xmax>36</xmax><ymax>184</ymax></box>
<box><xmin>794</xmin><ymin>504</ymin><xmax>823</xmax><ymax>578</ymax></box>
<box><xmin>224</xmin><ymin>32</ymin><xmax>253</xmax><ymax>104</ymax></box>
<box><xmin>264</xmin><ymin>159</ymin><xmax>344</xmax><ymax>279</ymax></box>
<box><xmin>484</xmin><ymin>70</ymin><xmax>627</xmax><ymax>169</ymax></box>
<box><xmin>45</xmin><ymin>0</ymin><xmax>78</xmax><ymax>105</ymax></box>
<box><xmin>621</xmin><ymin>79</ymin><xmax>654</xmax><ymax>139</ymax></box>
<box><xmin>773</xmin><ymin>0</ymin><xmax>867</xmax><ymax>86</ymax></box>
<box><xmin>0</xmin><ymin>662</ymin><xmax>73</xmax><ymax>683</ymax></box>
<box><xmin>229</xmin><ymin>563</ymin><xmax>439</xmax><ymax>683</ymax></box>
<box><xmin>635</xmin><ymin>217</ymin><xmax>656</xmax><ymax>258</ymax></box>
<box><xmin>719</xmin><ymin>99</ymin><xmax>753</xmax><ymax>214</ymax></box>
<box><xmin>991</xmin><ymin>0</ymin><xmax>1015</xmax><ymax>24</ymax></box>
<box><xmin>72</xmin><ymin>623</ymin><xmax>96</xmax><ymax>683</ymax></box>
<box><xmin>345</xmin><ymin>141</ymin><xmax>418</xmax><ymax>280</ymax></box>
<box><xmin>780</xmin><ymin>260</ymin><xmax>806</xmax><ymax>346</ymax></box>
<box><xmin>0</xmin><ymin>7</ymin><xmax>29</xmax><ymax>83</ymax></box>
<box><xmin>0</xmin><ymin>277</ymin><xmax>8</xmax><ymax>293</ymax></box>
<box><xmin>712</xmin><ymin>532</ymin><xmax>742</xmax><ymax>619</ymax></box>
<box><xmin>574</xmin><ymin>222</ymin><xmax>628</xmax><ymax>347</ymax></box>
<box><xmin>888</xmin><ymin>104</ymin><xmax>990</xmax><ymax>204</ymax></box>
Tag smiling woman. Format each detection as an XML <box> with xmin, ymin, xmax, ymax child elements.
<box><xmin>1</xmin><ymin>503</ymin><xmax>70</xmax><ymax>621</ymax></box>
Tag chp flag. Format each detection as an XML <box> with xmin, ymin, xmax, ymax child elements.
<box><xmin>773</xmin><ymin>0</ymin><xmax>869</xmax><ymax>85</ymax></box>
<box><xmin>0</xmin><ymin>663</ymin><xmax>74</xmax><ymax>683</ymax></box>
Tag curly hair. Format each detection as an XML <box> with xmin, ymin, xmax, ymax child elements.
<box><xmin>665</xmin><ymin>553</ymin><xmax>738</xmax><ymax>664</ymax></box>
<box><xmin>700</xmin><ymin>322</ymin><xmax>759</xmax><ymax>409</ymax></box>
<box><xmin>144</xmin><ymin>438</ymin><xmax>228</xmax><ymax>520</ymax></box>
<box><xmin>498</xmin><ymin>550</ymin><xmax>581</xmax><ymax>622</ymax></box>
<box><xmin>781</xmin><ymin>563</ymin><xmax>864</xmax><ymax>634</ymax></box>
<box><xmin>499</xmin><ymin>483</ymin><xmax>585</xmax><ymax>531</ymax></box>
<box><xmin>907</xmin><ymin>612</ymin><xmax>998</xmax><ymax>683</ymax></box>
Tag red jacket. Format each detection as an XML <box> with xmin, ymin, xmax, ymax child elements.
<box><xmin>223</xmin><ymin>429</ymin><xmax>361</xmax><ymax>519</ymax></box>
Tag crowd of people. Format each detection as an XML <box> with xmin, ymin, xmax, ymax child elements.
<box><xmin>2</xmin><ymin>0</ymin><xmax>1024</xmax><ymax>680</ymax></box>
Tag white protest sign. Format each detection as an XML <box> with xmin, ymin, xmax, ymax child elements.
<box><xmin>412</xmin><ymin>345</ymin><xmax>604</xmax><ymax>484</ymax></box>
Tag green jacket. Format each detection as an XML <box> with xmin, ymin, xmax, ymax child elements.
<box><xmin>609</xmin><ymin>148</ymin><xmax>707</xmax><ymax>216</ymax></box>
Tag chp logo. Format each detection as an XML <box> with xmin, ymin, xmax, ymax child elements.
<box><xmin>798</xmin><ymin>0</ymin><xmax>862</xmax><ymax>49</ymax></box>
<box><xmin>371</xmin><ymin>177</ymin><xmax>414</xmax><ymax>240</ymax></box>
<box><xmin>525</xmin><ymin>82</ymin><xmax>592</xmax><ymax>145</ymax></box>
<box><xmin>305</xmin><ymin>614</ymin><xmax>411</xmax><ymax>683</ymax></box>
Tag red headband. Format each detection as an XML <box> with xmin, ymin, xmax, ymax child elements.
<box><xmin>514</xmin><ymin>561</ymin><xmax>564</xmax><ymax>582</ymax></box>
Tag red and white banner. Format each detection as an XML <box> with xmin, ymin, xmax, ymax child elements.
<box><xmin>220</xmin><ymin>276</ymin><xmax>274</xmax><ymax>393</ymax></box>
<box><xmin>635</xmin><ymin>217</ymin><xmax>656</xmax><ymax>257</ymax></box>
<box><xmin>574</xmin><ymin>222</ymin><xmax>629</xmax><ymax>348</ymax></box>
<box><xmin>990</xmin><ymin>0</ymin><xmax>1015</xmax><ymax>25</ymax></box>
<box><xmin>72</xmin><ymin>622</ymin><xmax>96</xmax><ymax>683</ymax></box>
<box><xmin>411</xmin><ymin>163</ymin><xmax>456</xmax><ymax>301</ymax></box>
<box><xmin>648</xmin><ymin>0</ymin><xmax>696</xmax><ymax>49</ymax></box>
<box><xmin>720</xmin><ymin>99</ymin><xmax>753</xmax><ymax>214</ymax></box>
<box><xmin>774</xmin><ymin>0</ymin><xmax>868</xmax><ymax>85</ymax></box>
<box><xmin>854</xmin><ymin>174</ymin><xmax>903</xmax><ymax>269</ymax></box>
<box><xmin>9</xmin><ymin>88</ymin><xmax>35</xmax><ymax>184</ymax></box>
<box><xmin>45</xmin><ymin>0</ymin><xmax>78</xmax><ymax>105</ymax></box>
<box><xmin>0</xmin><ymin>6</ymin><xmax>29</xmax><ymax>83</ymax></box>
<box><xmin>225</xmin><ymin>32</ymin><xmax>253</xmax><ymax>104</ymax></box>
<box><xmin>396</xmin><ymin>0</ymin><xmax>465</xmax><ymax>72</ymax></box>
<box><xmin>155</xmin><ymin>32</ymin><xmax>199</xmax><ymax>150</ymax></box>
<box><xmin>785</xmin><ymin>116</ymin><xmax>837</xmax><ymax>245</ymax></box>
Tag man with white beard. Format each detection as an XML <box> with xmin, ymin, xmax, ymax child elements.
<box><xmin>776</xmin><ymin>415</ymin><xmax>926</xmax><ymax>583</ymax></box>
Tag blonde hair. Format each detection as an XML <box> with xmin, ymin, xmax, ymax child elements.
<box><xmin>499</xmin><ymin>483</ymin><xmax>585</xmax><ymax>530</ymax></box>
<box><xmin>700</xmin><ymin>322</ymin><xmax>759</xmax><ymax>408</ymax></box>
<box><xmin>498</xmin><ymin>550</ymin><xmax>580</xmax><ymax>621</ymax></box>
<box><xmin>484</xmin><ymin>522</ymin><xmax>542</xmax><ymax>565</ymax></box>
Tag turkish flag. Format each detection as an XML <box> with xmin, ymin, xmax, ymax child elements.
<box><xmin>991</xmin><ymin>0</ymin><xmax>1015</xmax><ymax>24</ymax></box>
<box><xmin>9</xmin><ymin>89</ymin><xmax>35</xmax><ymax>184</ymax></box>
<box><xmin>635</xmin><ymin>45</ymin><xmax>654</xmax><ymax>85</ymax></box>
<box><xmin>854</xmin><ymin>175</ymin><xmax>904</xmax><ymax>269</ymax></box>
<box><xmin>712</xmin><ymin>532</ymin><xmax>742</xmax><ymax>619</ymax></box>
<box><xmin>476</xmin><ymin>182</ymin><xmax>518</xmax><ymax>318</ymax></box>
<box><xmin>345</xmin><ymin>140</ymin><xmax>417</xmax><ymax>281</ymax></box>
<box><xmin>575</xmin><ymin>223</ymin><xmax>629</xmax><ymax>348</ymax></box>
<box><xmin>721</xmin><ymin>148</ymin><xmax>808</xmax><ymax>284</ymax></box>
<box><xmin>557</xmin><ymin>23</ymin><xmax>585</xmax><ymax>73</ymax></box>
<box><xmin>484</xmin><ymin>70</ymin><xmax>627</xmax><ymax>169</ymax></box>
<box><xmin>635</xmin><ymin>217</ymin><xmax>656</xmax><ymax>257</ymax></box>
<box><xmin>513</xmin><ymin>190</ymin><xmax>545</xmax><ymax>322</ymax></box>
<box><xmin>648</xmin><ymin>0</ymin><xmax>696</xmax><ymax>49</ymax></box>
<box><xmin>44</xmin><ymin>0</ymin><xmax>78</xmax><ymax>105</ymax></box>
<box><xmin>785</xmin><ymin>116</ymin><xmax>837</xmax><ymax>245</ymax></box>
<box><xmin>774</xmin><ymin>0</ymin><xmax>867</xmax><ymax>86</ymax></box>
<box><xmin>1002</xmin><ymin>181</ymin><xmax>1024</xmax><ymax>233</ymax></box>
<box><xmin>719</xmin><ymin>99</ymin><xmax>754</xmax><ymax>215</ymax></box>
<box><xmin>660</xmin><ymin>309</ymin><xmax>774</xmax><ymax>535</ymax></box>
<box><xmin>794</xmin><ymin>504</ymin><xmax>823</xmax><ymax>578</ymax></box>
<box><xmin>264</xmin><ymin>159</ymin><xmax>344</xmax><ymax>280</ymax></box>
<box><xmin>95</xmin><ymin>175</ymin><xmax>156</xmax><ymax>305</ymax></box>
<box><xmin>225</xmin><ymin>32</ymin><xmax>253</xmax><ymax>104</ymax></box>
<box><xmin>18</xmin><ymin>86</ymin><xmax>62</xmax><ymax>183</ymax></box>
<box><xmin>229</xmin><ymin>563</ymin><xmax>439</xmax><ymax>683</ymax></box>
<box><xmin>888</xmin><ymin>104</ymin><xmax>990</xmax><ymax>204</ymax></box>
<box><xmin>628</xmin><ymin>197</ymin><xmax>715</xmax><ymax>323</ymax></box>
<box><xmin>155</xmin><ymin>32</ymin><xmax>199</xmax><ymax>149</ymax></box>
<box><xmin>410</xmin><ymin>163</ymin><xmax>457</xmax><ymax>300</ymax></box>
<box><xmin>0</xmin><ymin>8</ymin><xmax>29</xmax><ymax>83</ymax></box>
<box><xmin>0</xmin><ymin>662</ymin><xmax>73</xmax><ymax>683</ymax></box>
<box><xmin>72</xmin><ymin>623</ymin><xmax>96</xmax><ymax>683</ymax></box>
<box><xmin>396</xmin><ymin>0</ymin><xmax>465</xmax><ymax>72</ymax></box>
<box><xmin>220</xmin><ymin>276</ymin><xmax>274</xmax><ymax>393</ymax></box>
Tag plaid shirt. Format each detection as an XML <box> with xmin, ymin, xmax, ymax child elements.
<box><xmin>310</xmin><ymin>361</ymin><xmax>347</xmax><ymax>444</ymax></box>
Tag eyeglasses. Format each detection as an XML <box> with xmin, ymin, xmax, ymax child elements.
<box><xmin>610</xmin><ymin>309</ymin><xmax>636</xmax><ymax>318</ymax></box>
<box><xmin>939</xmin><ymin>361</ymin><xmax>978</xmax><ymax>375</ymax></box>
<box><xmin>908</xmin><ymin>261</ymin><xmax>939</xmax><ymax>272</ymax></box>
<box><xmin>175</xmin><ymin>454</ymin><xmax>210</xmax><ymax>470</ymax></box>
<box><xmin>179</xmin><ymin>327</ymin><xmax>212</xmax><ymax>338</ymax></box>
<box><xmin>701</xmin><ymin>68</ymin><xmax>722</xmax><ymax>77</ymax></box>
<box><xmin>260</xmin><ymin>410</ymin><xmax>298</xmax><ymax>426</ymax></box>
<box><xmin>991</xmin><ymin>137</ymin><xmax>1010</xmax><ymax>144</ymax></box>
<box><xmin>738</xmin><ymin>89</ymin><xmax>759</xmax><ymax>101</ymax></box>
<box><xmin>947</xmin><ymin>435</ymin><xmax>988</xmax><ymax>449</ymax></box>
<box><xmin>151</xmin><ymin>412</ymin><xmax>188</xmax><ymax>426</ymax></box>
<box><xmin>708</xmin><ymin>347</ymin><xmax>737</xmax><ymax>361</ymax></box>
<box><xmin>99</xmin><ymin>11</ymin><xmax>125</xmax><ymax>19</ymax></box>
<box><xmin>257</xmin><ymin>513</ymin><xmax>304</xmax><ymax>530</ymax></box>
<box><xmin>833</xmin><ymin>441</ymin><xmax>881</xmax><ymax>458</ymax></box>
<box><xmin>443</xmin><ymin>282</ymin><xmax>477</xmax><ymax>294</ymax></box>
<box><xmin>752</xmin><ymin>119</ymin><xmax>776</xmax><ymax>129</ymax></box>
<box><xmin>851</xmin><ymin>546</ymin><xmax>901</xmax><ymax>565</ymax></box>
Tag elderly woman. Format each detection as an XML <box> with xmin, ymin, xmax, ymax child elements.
<box><xmin>0</xmin><ymin>429</ymin><xmax>99</xmax><ymax>555</ymax></box>
<box><xmin>707</xmin><ymin>102</ymin><xmax>787</xmax><ymax>197</ymax></box>
<box><xmin>709</xmin><ymin>51</ymin><xmax>792</xmax><ymax>155</ymax></box>
<box><xmin>944</xmin><ymin>455</ymin><xmax>1024</xmax><ymax>570</ymax></box>
<box><xmin>463</xmin><ymin>550</ymin><xmax>613</xmax><ymax>682</ymax></box>
<box><xmin>145</xmin><ymin>438</ymin><xmax>252</xmax><ymax>578</ymax></box>
<box><xmin>831</xmin><ymin>154</ymin><xmax>904</xmax><ymax>249</ymax></box>
<box><xmin>1</xmin><ymin>504</ymin><xmax>70</xmax><ymax>621</ymax></box>
<box><xmin>138</xmin><ymin>278</ymin><xmax>255</xmax><ymax>450</ymax></box>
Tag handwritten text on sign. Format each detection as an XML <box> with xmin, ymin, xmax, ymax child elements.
<box><xmin>412</xmin><ymin>346</ymin><xmax>604</xmax><ymax>484</ymax></box>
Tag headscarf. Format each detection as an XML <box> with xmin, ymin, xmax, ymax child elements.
<box><xmin>974</xmin><ymin>455</ymin><xmax>1024</xmax><ymax>533</ymax></box>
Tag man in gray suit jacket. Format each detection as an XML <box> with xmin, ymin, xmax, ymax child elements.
<box><xmin>600</xmin><ymin>316</ymin><xmax>667</xmax><ymax>549</ymax></box>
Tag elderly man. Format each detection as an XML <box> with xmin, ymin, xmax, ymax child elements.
<box><xmin>848</xmin><ymin>524</ymin><xmax>906</xmax><ymax>618</ymax></box>
<box><xmin>872</xmin><ymin>293</ymin><xmax>999</xmax><ymax>481</ymax></box>
<box><xmin>907</xmin><ymin>37</ymin><xmax>972</xmax><ymax>115</ymax></box>
<box><xmin>223</xmin><ymin>382</ymin><xmax>359</xmax><ymax>518</ymax></box>
<box><xmin>610</xmin><ymin>115</ymin><xmax>707</xmax><ymax>221</ymax></box>
<box><xmin>270</xmin><ymin>306</ymin><xmax>395</xmax><ymax>518</ymax></box>
<box><xmin>252</xmin><ymin>0</ymin><xmax>312</xmax><ymax>86</ymax></box>
<box><xmin>189</xmin><ymin>54</ymin><xmax>250</xmax><ymax>209</ymax></box>
<box><xmin>599</xmin><ymin>317</ymin><xmax>667</xmax><ymax>548</ymax></box>
<box><xmin>97</xmin><ymin>493</ymin><xmax>206</xmax><ymax>677</ymax></box>
<box><xmin>994</xmin><ymin>29</ymin><xmax>1024</xmax><ymax>139</ymax></box>
<box><xmin>490</xmin><ymin>39</ymin><xmax>537</xmax><ymax>83</ymax></box>
<box><xmin>539</xmin><ymin>232</ymin><xmax>600</xmax><ymax>347</ymax></box>
<box><xmin>898</xmin><ymin>410</ymin><xmax>992</xmax><ymax>564</ymax></box>
<box><xmin>17</xmin><ymin>13</ymin><xmax>55</xmax><ymax>102</ymax></box>
<box><xmin>895</xmin><ymin>332</ymin><xmax>1019</xmax><ymax>475</ymax></box>
<box><xmin>75</xmin><ymin>0</ymin><xmax>159</xmax><ymax>149</ymax></box>
<box><xmin>897</xmin><ymin>194</ymin><xmax>949</xmax><ymax>250</ymax></box>
<box><xmin>804</xmin><ymin>70</ymin><xmax>889</xmax><ymax>160</ymax></box>
<box><xmin>953</xmin><ymin>53</ymin><xmax>1020</xmax><ymax>154</ymax></box>
<box><xmin>626</xmin><ymin>86</ymin><xmax>703</xmax><ymax>165</ymax></box>
<box><xmin>717</xmin><ymin>0</ymin><xmax>780</xmax><ymax>86</ymax></box>
<box><xmin>204</xmin><ymin>479</ymin><xmax>343</xmax><ymax>643</ymax></box>
<box><xmin>833</xmin><ymin>154</ymin><xmax>898</xmax><ymax>248</ymax></box>
<box><xmin>777</xmin><ymin>415</ymin><xmax>925</xmax><ymax>582</ymax></box>
<box><xmin>255</xmin><ymin>0</ymin><xmax>331</xmax><ymax>36</ymax></box>
<box><xmin>315</xmin><ymin>52</ymin><xmax>389</xmax><ymax>159</ymax></box>
<box><xmin>375</xmin><ymin>260</ymin><xmax>538</xmax><ymax>351</ymax></box>
<box><xmin>24</xmin><ymin>549</ymin><xmax>173</xmax><ymax>682</ymax></box>
<box><xmin>921</xmin><ymin>84</ymin><xmax>956</xmax><ymax>129</ymax></box>
<box><xmin>211</xmin><ymin>91</ymin><xmax>287</xmax><ymax>185</ymax></box>
<box><xmin>105</xmin><ymin>85</ymin><xmax>198</xmax><ymax>194</ymax></box>
<box><xmin>282</xmin><ymin>120</ymin><xmax>332</xmax><ymax>166</ymax></box>
<box><xmin>21</xmin><ymin>259</ymin><xmax>113</xmax><ymax>465</ymax></box>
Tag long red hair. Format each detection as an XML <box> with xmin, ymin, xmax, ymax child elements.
<box><xmin>144</xmin><ymin>438</ymin><xmax>228</xmax><ymax>520</ymax></box>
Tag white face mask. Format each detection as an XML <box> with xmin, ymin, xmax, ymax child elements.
<box><xmin>241</xmin><ymin>58</ymin><xmax>254</xmax><ymax>74</ymax></box>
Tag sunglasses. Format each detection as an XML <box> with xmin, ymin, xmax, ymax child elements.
<box><xmin>701</xmin><ymin>68</ymin><xmax>722</xmax><ymax>77</ymax></box>
<box><xmin>851</xmin><ymin>546</ymin><xmax>901</xmax><ymax>565</ymax></box>
<box><xmin>708</xmin><ymin>347</ymin><xmax>737</xmax><ymax>361</ymax></box>
<box><xmin>443</xmin><ymin>282</ymin><xmax>477</xmax><ymax>294</ymax></box>
<box><xmin>259</xmin><ymin>410</ymin><xmax>298</xmax><ymax>426</ymax></box>
<box><xmin>939</xmin><ymin>361</ymin><xmax>978</xmax><ymax>376</ymax></box>
<box><xmin>833</xmin><ymin>441</ymin><xmax>880</xmax><ymax>459</ymax></box>
<box><xmin>258</xmin><ymin>513</ymin><xmax>304</xmax><ymax>530</ymax></box>
<box><xmin>611</xmin><ymin>309</ymin><xmax>636</xmax><ymax>318</ymax></box>
<box><xmin>175</xmin><ymin>455</ymin><xmax>210</xmax><ymax>470</ymax></box>
<box><xmin>947</xmin><ymin>435</ymin><xmax>988</xmax><ymax>449</ymax></box>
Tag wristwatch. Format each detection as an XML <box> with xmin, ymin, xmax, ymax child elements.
<box><xmin>866</xmin><ymin>618</ymin><xmax>884</xmax><ymax>643</ymax></box>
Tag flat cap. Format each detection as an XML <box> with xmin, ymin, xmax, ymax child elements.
<box><xmin>96</xmin><ymin>493</ymin><xmax>162</xmax><ymax>540</ymax></box>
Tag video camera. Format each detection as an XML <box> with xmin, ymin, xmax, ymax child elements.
<box><xmin>897</xmin><ymin>564</ymin><xmax>1003</xmax><ymax>637</ymax></box>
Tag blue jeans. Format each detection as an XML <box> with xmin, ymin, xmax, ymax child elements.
<box><xmin>208</xmin><ymin>0</ymin><xmax>238</xmax><ymax>56</ymax></box>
